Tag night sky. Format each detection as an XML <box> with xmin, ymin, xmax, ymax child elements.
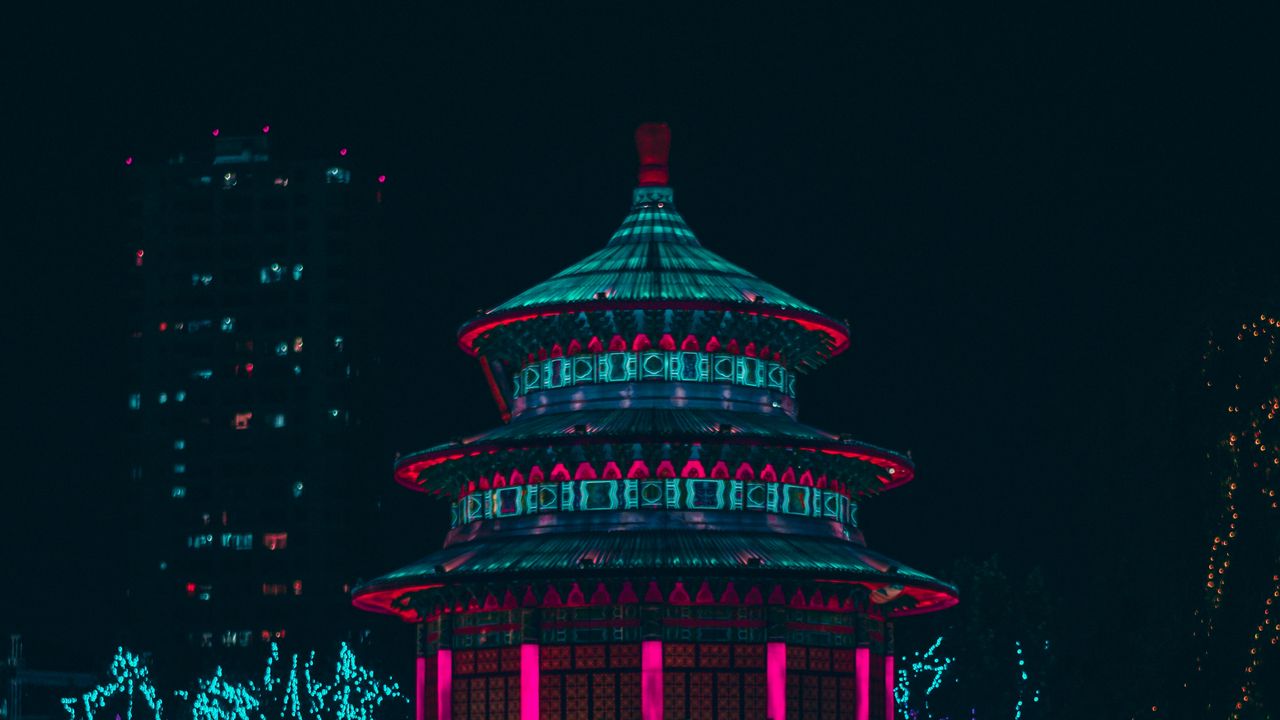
<box><xmin>4</xmin><ymin>2</ymin><xmax>1277</xmax><ymax>704</ymax></box>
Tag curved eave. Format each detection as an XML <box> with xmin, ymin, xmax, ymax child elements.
<box><xmin>393</xmin><ymin>435</ymin><xmax>913</xmax><ymax>494</ymax></box>
<box><xmin>351</xmin><ymin>533</ymin><xmax>956</xmax><ymax>620</ymax></box>
<box><xmin>353</xmin><ymin>578</ymin><xmax>956</xmax><ymax>622</ymax></box>
<box><xmin>457</xmin><ymin>300</ymin><xmax>850</xmax><ymax>360</ymax></box>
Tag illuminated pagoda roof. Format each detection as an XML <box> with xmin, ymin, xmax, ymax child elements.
<box><xmin>458</xmin><ymin>123</ymin><xmax>849</xmax><ymax>365</ymax></box>
<box><xmin>353</xmin><ymin>531</ymin><xmax>957</xmax><ymax>621</ymax></box>
<box><xmin>355</xmin><ymin>122</ymin><xmax>957</xmax><ymax>626</ymax></box>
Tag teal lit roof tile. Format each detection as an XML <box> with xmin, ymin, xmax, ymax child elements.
<box><xmin>487</xmin><ymin>196</ymin><xmax>825</xmax><ymax>316</ymax></box>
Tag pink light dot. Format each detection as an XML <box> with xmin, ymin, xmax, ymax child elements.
<box><xmin>262</xmin><ymin>125</ymin><xmax>270</xmax><ymax>134</ymax></box>
<box><xmin>124</xmin><ymin>157</ymin><xmax>134</xmax><ymax>166</ymax></box>
<box><xmin>212</xmin><ymin>128</ymin><xmax>220</xmax><ymax>137</ymax></box>
<box><xmin>339</xmin><ymin>148</ymin><xmax>348</xmax><ymax>156</ymax></box>
<box><xmin>377</xmin><ymin>175</ymin><xmax>387</xmax><ymax>184</ymax></box>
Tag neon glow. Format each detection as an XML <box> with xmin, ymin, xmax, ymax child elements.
<box><xmin>449</xmin><ymin>476</ymin><xmax>857</xmax><ymax>527</ymax></box>
<box><xmin>125</xmin><ymin>157</ymin><xmax>134</xmax><ymax>166</ymax></box>
<box><xmin>339</xmin><ymin>148</ymin><xmax>348</xmax><ymax>156</ymax></box>
<box><xmin>414</xmin><ymin>657</ymin><xmax>425</xmax><ymax>720</ymax></box>
<box><xmin>512</xmin><ymin>349</ymin><xmax>796</xmax><ymax>398</ymax></box>
<box><xmin>884</xmin><ymin>654</ymin><xmax>895</xmax><ymax>720</ymax></box>
<box><xmin>436</xmin><ymin>649</ymin><xmax>452</xmax><ymax>720</ymax></box>
<box><xmin>767</xmin><ymin>640</ymin><xmax>786</xmax><ymax>720</ymax></box>
<box><xmin>855</xmin><ymin>647</ymin><xmax>870</xmax><ymax>720</ymax></box>
<box><xmin>377</xmin><ymin>175</ymin><xmax>386</xmax><ymax>184</ymax></box>
<box><xmin>211</xmin><ymin>129</ymin><xmax>219</xmax><ymax>136</ymax></box>
<box><xmin>641</xmin><ymin>640</ymin><xmax>662</xmax><ymax>720</ymax></box>
<box><xmin>262</xmin><ymin>125</ymin><xmax>270</xmax><ymax>134</ymax></box>
<box><xmin>62</xmin><ymin>644</ymin><xmax>403</xmax><ymax>720</ymax></box>
<box><xmin>520</xmin><ymin>643</ymin><xmax>538</xmax><ymax>720</ymax></box>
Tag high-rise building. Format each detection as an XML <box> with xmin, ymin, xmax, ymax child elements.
<box><xmin>122</xmin><ymin>131</ymin><xmax>386</xmax><ymax>671</ymax></box>
<box><xmin>354</xmin><ymin>123</ymin><xmax>957</xmax><ymax>720</ymax></box>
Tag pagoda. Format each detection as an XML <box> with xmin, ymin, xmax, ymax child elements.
<box><xmin>354</xmin><ymin>123</ymin><xmax>957</xmax><ymax>720</ymax></box>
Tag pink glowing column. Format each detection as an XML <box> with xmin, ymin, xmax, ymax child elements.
<box><xmin>641</xmin><ymin>640</ymin><xmax>663</xmax><ymax>720</ymax></box>
<box><xmin>521</xmin><ymin>643</ymin><xmax>540</xmax><ymax>720</ymax></box>
<box><xmin>436</xmin><ymin>649</ymin><xmax>452</xmax><ymax>720</ymax></box>
<box><xmin>855</xmin><ymin>647</ymin><xmax>870</xmax><ymax>720</ymax></box>
<box><xmin>767</xmin><ymin>641</ymin><xmax>786</xmax><ymax>720</ymax></box>
<box><xmin>414</xmin><ymin>656</ymin><xmax>426</xmax><ymax>720</ymax></box>
<box><xmin>884</xmin><ymin>654</ymin><xmax>895</xmax><ymax>720</ymax></box>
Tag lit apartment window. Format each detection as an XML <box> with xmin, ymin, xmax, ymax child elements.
<box><xmin>234</xmin><ymin>412</ymin><xmax>252</xmax><ymax>430</ymax></box>
<box><xmin>291</xmin><ymin>264</ymin><xmax>303</xmax><ymax>281</ymax></box>
<box><xmin>173</xmin><ymin>463</ymin><xmax>186</xmax><ymax>474</ymax></box>
<box><xmin>292</xmin><ymin>580</ymin><xmax>302</xmax><ymax>596</ymax></box>
<box><xmin>333</xmin><ymin>335</ymin><xmax>345</xmax><ymax>351</ymax></box>
<box><xmin>222</xmin><ymin>172</ymin><xmax>237</xmax><ymax>189</ymax></box>
<box><xmin>128</xmin><ymin>393</ymin><xmax>141</xmax><ymax>410</ymax></box>
<box><xmin>158</xmin><ymin>392</ymin><xmax>168</xmax><ymax>405</ymax></box>
<box><xmin>262</xmin><ymin>532</ymin><xmax>288</xmax><ymax>551</ymax></box>
<box><xmin>221</xmin><ymin>317</ymin><xmax>235</xmax><ymax>332</ymax></box>
<box><xmin>171</xmin><ymin>486</ymin><xmax>186</xmax><ymax>498</ymax></box>
<box><xmin>293</xmin><ymin>364</ymin><xmax>302</xmax><ymax>377</ymax></box>
<box><xmin>192</xmin><ymin>369</ymin><xmax>214</xmax><ymax>380</ymax></box>
<box><xmin>175</xmin><ymin>390</ymin><xmax>187</xmax><ymax>402</ymax></box>
<box><xmin>271</xmin><ymin>413</ymin><xmax>286</xmax><ymax>429</ymax></box>
<box><xmin>221</xmin><ymin>631</ymin><xmax>251</xmax><ymax>647</ymax></box>
<box><xmin>188</xmin><ymin>534</ymin><xmax>214</xmax><ymax>549</ymax></box>
<box><xmin>174</xmin><ymin>438</ymin><xmax>186</xmax><ymax>450</ymax></box>
<box><xmin>275</xmin><ymin>342</ymin><xmax>288</xmax><ymax>357</ymax></box>
<box><xmin>325</xmin><ymin>167</ymin><xmax>351</xmax><ymax>184</ymax></box>
<box><xmin>262</xmin><ymin>583</ymin><xmax>288</xmax><ymax>596</ymax></box>
<box><xmin>292</xmin><ymin>336</ymin><xmax>303</xmax><ymax>353</ymax></box>
<box><xmin>292</xmin><ymin>481</ymin><xmax>304</xmax><ymax>498</ymax></box>
<box><xmin>260</xmin><ymin>263</ymin><xmax>283</xmax><ymax>284</ymax></box>
<box><xmin>191</xmin><ymin>273</ymin><xmax>213</xmax><ymax>287</ymax></box>
<box><xmin>221</xmin><ymin>533</ymin><xmax>253</xmax><ymax>550</ymax></box>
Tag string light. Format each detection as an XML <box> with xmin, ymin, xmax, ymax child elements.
<box><xmin>61</xmin><ymin>644</ymin><xmax>404</xmax><ymax>720</ymax></box>
<box><xmin>1194</xmin><ymin>313</ymin><xmax>1280</xmax><ymax>719</ymax></box>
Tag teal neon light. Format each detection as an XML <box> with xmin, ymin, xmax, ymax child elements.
<box><xmin>450</xmin><ymin>477</ymin><xmax>856</xmax><ymax>528</ymax></box>
<box><xmin>512</xmin><ymin>350</ymin><xmax>796</xmax><ymax>398</ymax></box>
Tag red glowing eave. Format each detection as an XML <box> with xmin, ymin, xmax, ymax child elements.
<box><xmin>350</xmin><ymin>583</ymin><xmax>444</xmax><ymax>621</ymax></box>
<box><xmin>457</xmin><ymin>302</ymin><xmax>849</xmax><ymax>358</ymax></box>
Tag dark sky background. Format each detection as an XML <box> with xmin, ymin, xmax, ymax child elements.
<box><xmin>3</xmin><ymin>2</ymin><xmax>1277</xmax><ymax>708</ymax></box>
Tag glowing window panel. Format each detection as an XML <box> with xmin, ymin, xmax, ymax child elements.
<box><xmin>272</xmin><ymin>413</ymin><xmax>286</xmax><ymax>429</ymax></box>
<box><xmin>262</xmin><ymin>532</ymin><xmax>288</xmax><ymax>550</ymax></box>
<box><xmin>234</xmin><ymin>412</ymin><xmax>252</xmax><ymax>430</ymax></box>
<box><xmin>171</xmin><ymin>486</ymin><xmax>187</xmax><ymax>498</ymax></box>
<box><xmin>128</xmin><ymin>393</ymin><xmax>141</xmax><ymax>410</ymax></box>
<box><xmin>449</xmin><ymin>478</ymin><xmax>858</xmax><ymax>529</ymax></box>
<box><xmin>513</xmin><ymin>350</ymin><xmax>794</xmax><ymax>398</ymax></box>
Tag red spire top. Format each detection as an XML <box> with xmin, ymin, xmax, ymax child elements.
<box><xmin>635</xmin><ymin>122</ymin><xmax>671</xmax><ymax>186</ymax></box>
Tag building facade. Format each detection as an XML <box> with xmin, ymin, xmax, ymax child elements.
<box><xmin>123</xmin><ymin>131</ymin><xmax>385</xmax><ymax>669</ymax></box>
<box><xmin>354</xmin><ymin>123</ymin><xmax>956</xmax><ymax>720</ymax></box>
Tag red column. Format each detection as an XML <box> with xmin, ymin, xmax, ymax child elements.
<box><xmin>436</xmin><ymin>649</ymin><xmax>452</xmax><ymax>720</ymax></box>
<box><xmin>855</xmin><ymin>647</ymin><xmax>870</xmax><ymax>720</ymax></box>
<box><xmin>884</xmin><ymin>654</ymin><xmax>895</xmax><ymax>720</ymax></box>
<box><xmin>415</xmin><ymin>656</ymin><xmax>426</xmax><ymax>720</ymax></box>
<box><xmin>642</xmin><ymin>639</ymin><xmax>663</xmax><ymax>720</ymax></box>
<box><xmin>767</xmin><ymin>641</ymin><xmax>787</xmax><ymax>720</ymax></box>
